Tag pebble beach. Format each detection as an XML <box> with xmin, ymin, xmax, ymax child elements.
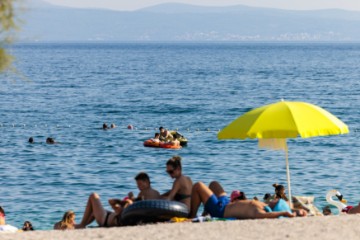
<box><xmin>2</xmin><ymin>215</ymin><xmax>360</xmax><ymax>240</ymax></box>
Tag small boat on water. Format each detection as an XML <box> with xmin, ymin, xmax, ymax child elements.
<box><xmin>143</xmin><ymin>140</ymin><xmax>181</xmax><ymax>149</ymax></box>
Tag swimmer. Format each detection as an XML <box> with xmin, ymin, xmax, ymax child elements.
<box><xmin>46</xmin><ymin>137</ymin><xmax>56</xmax><ymax>144</ymax></box>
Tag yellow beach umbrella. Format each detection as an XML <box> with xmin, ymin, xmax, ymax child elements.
<box><xmin>218</xmin><ymin>101</ymin><xmax>349</xmax><ymax>205</ymax></box>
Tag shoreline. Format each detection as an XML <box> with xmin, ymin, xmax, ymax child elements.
<box><xmin>2</xmin><ymin>215</ymin><xmax>360</xmax><ymax>240</ymax></box>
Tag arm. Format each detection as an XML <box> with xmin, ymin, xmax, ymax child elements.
<box><xmin>161</xmin><ymin>190</ymin><xmax>171</xmax><ymax>198</ymax></box>
<box><xmin>165</xmin><ymin>180</ymin><xmax>181</xmax><ymax>201</ymax></box>
<box><xmin>108</xmin><ymin>199</ymin><xmax>124</xmax><ymax>214</ymax></box>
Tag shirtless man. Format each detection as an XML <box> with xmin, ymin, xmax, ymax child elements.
<box><xmin>129</xmin><ymin>172</ymin><xmax>160</xmax><ymax>201</ymax></box>
<box><xmin>189</xmin><ymin>182</ymin><xmax>296</xmax><ymax>219</ymax></box>
<box><xmin>159</xmin><ymin>127</ymin><xmax>173</xmax><ymax>142</ymax></box>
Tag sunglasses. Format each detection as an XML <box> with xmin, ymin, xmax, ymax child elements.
<box><xmin>166</xmin><ymin>169</ymin><xmax>175</xmax><ymax>175</ymax></box>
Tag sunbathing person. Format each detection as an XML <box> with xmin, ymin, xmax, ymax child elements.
<box><xmin>75</xmin><ymin>192</ymin><xmax>132</xmax><ymax>228</ymax></box>
<box><xmin>54</xmin><ymin>210</ymin><xmax>76</xmax><ymax>230</ymax></box>
<box><xmin>189</xmin><ymin>182</ymin><xmax>297</xmax><ymax>219</ymax></box>
<box><xmin>128</xmin><ymin>172</ymin><xmax>161</xmax><ymax>201</ymax></box>
<box><xmin>162</xmin><ymin>156</ymin><xmax>193</xmax><ymax>209</ymax></box>
<box><xmin>0</xmin><ymin>206</ymin><xmax>18</xmax><ymax>232</ymax></box>
<box><xmin>230</xmin><ymin>190</ymin><xmax>247</xmax><ymax>202</ymax></box>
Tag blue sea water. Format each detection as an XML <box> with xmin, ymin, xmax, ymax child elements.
<box><xmin>1</xmin><ymin>42</ymin><xmax>359</xmax><ymax>230</ymax></box>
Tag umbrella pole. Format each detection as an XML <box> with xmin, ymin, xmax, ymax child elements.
<box><xmin>285</xmin><ymin>146</ymin><xmax>293</xmax><ymax>209</ymax></box>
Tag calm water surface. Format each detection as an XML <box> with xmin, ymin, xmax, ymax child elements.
<box><xmin>1</xmin><ymin>42</ymin><xmax>359</xmax><ymax>229</ymax></box>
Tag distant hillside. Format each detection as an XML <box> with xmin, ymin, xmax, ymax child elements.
<box><xmin>18</xmin><ymin>1</ymin><xmax>360</xmax><ymax>42</ymax></box>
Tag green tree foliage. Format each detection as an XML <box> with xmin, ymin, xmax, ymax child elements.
<box><xmin>0</xmin><ymin>0</ymin><xmax>16</xmax><ymax>72</ymax></box>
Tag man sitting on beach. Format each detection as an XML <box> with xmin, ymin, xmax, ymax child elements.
<box><xmin>128</xmin><ymin>172</ymin><xmax>161</xmax><ymax>201</ymax></box>
<box><xmin>189</xmin><ymin>182</ymin><xmax>298</xmax><ymax>219</ymax></box>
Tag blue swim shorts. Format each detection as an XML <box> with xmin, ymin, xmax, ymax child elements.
<box><xmin>204</xmin><ymin>194</ymin><xmax>230</xmax><ymax>218</ymax></box>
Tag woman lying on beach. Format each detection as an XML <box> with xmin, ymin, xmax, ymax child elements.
<box><xmin>161</xmin><ymin>156</ymin><xmax>193</xmax><ymax>209</ymax></box>
<box><xmin>189</xmin><ymin>182</ymin><xmax>306</xmax><ymax>219</ymax></box>
<box><xmin>54</xmin><ymin>210</ymin><xmax>76</xmax><ymax>230</ymax></box>
<box><xmin>75</xmin><ymin>192</ymin><xmax>132</xmax><ymax>228</ymax></box>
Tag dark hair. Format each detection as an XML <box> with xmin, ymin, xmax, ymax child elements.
<box><xmin>0</xmin><ymin>206</ymin><xmax>5</xmax><ymax>216</ymax></box>
<box><xmin>239</xmin><ymin>192</ymin><xmax>247</xmax><ymax>200</ymax></box>
<box><xmin>135</xmin><ymin>172</ymin><xmax>150</xmax><ymax>184</ymax></box>
<box><xmin>22</xmin><ymin>221</ymin><xmax>34</xmax><ymax>231</ymax></box>
<box><xmin>159</xmin><ymin>127</ymin><xmax>164</xmax><ymax>131</ymax></box>
<box><xmin>28</xmin><ymin>137</ymin><xmax>34</xmax><ymax>143</ymax></box>
<box><xmin>166</xmin><ymin>155</ymin><xmax>182</xmax><ymax>170</ymax></box>
<box><xmin>46</xmin><ymin>137</ymin><xmax>55</xmax><ymax>144</ymax></box>
<box><xmin>103</xmin><ymin>123</ymin><xmax>108</xmax><ymax>129</ymax></box>
<box><xmin>273</xmin><ymin>183</ymin><xmax>288</xmax><ymax>201</ymax></box>
<box><xmin>154</xmin><ymin>133</ymin><xmax>160</xmax><ymax>137</ymax></box>
<box><xmin>263</xmin><ymin>193</ymin><xmax>272</xmax><ymax>200</ymax></box>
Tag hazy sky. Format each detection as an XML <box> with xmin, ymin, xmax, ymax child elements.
<box><xmin>43</xmin><ymin>0</ymin><xmax>360</xmax><ymax>11</ymax></box>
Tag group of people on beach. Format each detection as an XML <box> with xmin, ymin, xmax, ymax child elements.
<box><xmin>51</xmin><ymin>155</ymin><xmax>308</xmax><ymax>230</ymax></box>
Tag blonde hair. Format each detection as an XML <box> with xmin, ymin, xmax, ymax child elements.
<box><xmin>60</xmin><ymin>210</ymin><xmax>75</xmax><ymax>230</ymax></box>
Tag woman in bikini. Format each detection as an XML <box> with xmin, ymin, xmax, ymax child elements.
<box><xmin>74</xmin><ymin>192</ymin><xmax>132</xmax><ymax>228</ymax></box>
<box><xmin>161</xmin><ymin>155</ymin><xmax>193</xmax><ymax>209</ymax></box>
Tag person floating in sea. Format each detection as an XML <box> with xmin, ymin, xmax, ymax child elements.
<box><xmin>102</xmin><ymin>123</ymin><xmax>109</xmax><ymax>130</ymax></box>
<box><xmin>161</xmin><ymin>156</ymin><xmax>192</xmax><ymax>210</ymax></box>
<box><xmin>28</xmin><ymin>137</ymin><xmax>34</xmax><ymax>143</ymax></box>
<box><xmin>46</xmin><ymin>137</ymin><xmax>56</xmax><ymax>144</ymax></box>
<box><xmin>110</xmin><ymin>123</ymin><xmax>116</xmax><ymax>129</ymax></box>
<box><xmin>159</xmin><ymin>126</ymin><xmax>173</xmax><ymax>142</ymax></box>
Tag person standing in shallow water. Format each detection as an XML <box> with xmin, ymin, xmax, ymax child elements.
<box><xmin>161</xmin><ymin>156</ymin><xmax>192</xmax><ymax>210</ymax></box>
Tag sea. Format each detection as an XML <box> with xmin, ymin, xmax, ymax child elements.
<box><xmin>1</xmin><ymin>42</ymin><xmax>359</xmax><ymax>230</ymax></box>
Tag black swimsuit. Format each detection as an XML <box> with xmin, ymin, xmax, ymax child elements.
<box><xmin>102</xmin><ymin>211</ymin><xmax>111</xmax><ymax>227</ymax></box>
<box><xmin>174</xmin><ymin>193</ymin><xmax>191</xmax><ymax>201</ymax></box>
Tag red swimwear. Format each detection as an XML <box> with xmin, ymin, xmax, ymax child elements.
<box><xmin>342</xmin><ymin>206</ymin><xmax>353</xmax><ymax>213</ymax></box>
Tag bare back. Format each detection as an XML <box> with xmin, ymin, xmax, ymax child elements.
<box><xmin>172</xmin><ymin>175</ymin><xmax>193</xmax><ymax>209</ymax></box>
<box><xmin>224</xmin><ymin>200</ymin><xmax>294</xmax><ymax>219</ymax></box>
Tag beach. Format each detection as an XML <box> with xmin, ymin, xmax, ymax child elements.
<box><xmin>2</xmin><ymin>215</ymin><xmax>360</xmax><ymax>240</ymax></box>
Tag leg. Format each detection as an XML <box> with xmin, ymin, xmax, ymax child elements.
<box><xmin>189</xmin><ymin>182</ymin><xmax>214</xmax><ymax>218</ymax></box>
<box><xmin>78</xmin><ymin>193</ymin><xmax>108</xmax><ymax>228</ymax></box>
<box><xmin>348</xmin><ymin>203</ymin><xmax>360</xmax><ymax>214</ymax></box>
<box><xmin>253</xmin><ymin>209</ymin><xmax>295</xmax><ymax>218</ymax></box>
<box><xmin>208</xmin><ymin>181</ymin><xmax>226</xmax><ymax>197</ymax></box>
